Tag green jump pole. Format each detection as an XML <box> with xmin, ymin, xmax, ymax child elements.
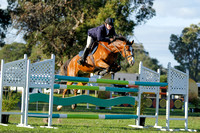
<box><xmin>28</xmin><ymin>113</ymin><xmax>138</xmax><ymax>119</ymax></box>
<box><xmin>54</xmin><ymin>75</ymin><xmax>168</xmax><ymax>87</ymax></box>
<box><xmin>54</xmin><ymin>84</ymin><xmax>139</xmax><ymax>93</ymax></box>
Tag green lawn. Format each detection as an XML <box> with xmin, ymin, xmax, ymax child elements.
<box><xmin>1</xmin><ymin>103</ymin><xmax>200</xmax><ymax>133</ymax></box>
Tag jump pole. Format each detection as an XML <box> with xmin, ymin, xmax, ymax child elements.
<box><xmin>28</xmin><ymin>113</ymin><xmax>138</xmax><ymax>119</ymax></box>
<box><xmin>54</xmin><ymin>84</ymin><xmax>139</xmax><ymax>92</ymax></box>
<box><xmin>55</xmin><ymin>75</ymin><xmax>168</xmax><ymax>87</ymax></box>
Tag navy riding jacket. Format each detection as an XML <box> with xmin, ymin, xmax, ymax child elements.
<box><xmin>88</xmin><ymin>24</ymin><xmax>117</xmax><ymax>42</ymax></box>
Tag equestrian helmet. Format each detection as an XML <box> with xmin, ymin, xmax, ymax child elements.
<box><xmin>105</xmin><ymin>18</ymin><xmax>114</xmax><ymax>26</ymax></box>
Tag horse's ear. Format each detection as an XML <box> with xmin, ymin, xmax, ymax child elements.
<box><xmin>131</xmin><ymin>40</ymin><xmax>134</xmax><ymax>44</ymax></box>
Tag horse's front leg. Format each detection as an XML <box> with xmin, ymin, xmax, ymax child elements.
<box><xmin>110</xmin><ymin>62</ymin><xmax>121</xmax><ymax>73</ymax></box>
<box><xmin>96</xmin><ymin>60</ymin><xmax>110</xmax><ymax>71</ymax></box>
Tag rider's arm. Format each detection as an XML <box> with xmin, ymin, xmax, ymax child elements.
<box><xmin>96</xmin><ymin>26</ymin><xmax>110</xmax><ymax>42</ymax></box>
<box><xmin>109</xmin><ymin>27</ymin><xmax>118</xmax><ymax>39</ymax></box>
<box><xmin>112</xmin><ymin>27</ymin><xmax>118</xmax><ymax>36</ymax></box>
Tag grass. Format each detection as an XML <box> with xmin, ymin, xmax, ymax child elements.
<box><xmin>1</xmin><ymin>102</ymin><xmax>200</xmax><ymax>133</ymax></box>
<box><xmin>1</xmin><ymin>93</ymin><xmax>200</xmax><ymax>132</ymax></box>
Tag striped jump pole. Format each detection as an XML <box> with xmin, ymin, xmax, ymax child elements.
<box><xmin>55</xmin><ymin>75</ymin><xmax>168</xmax><ymax>87</ymax></box>
<box><xmin>54</xmin><ymin>84</ymin><xmax>139</xmax><ymax>93</ymax></box>
<box><xmin>28</xmin><ymin>113</ymin><xmax>138</xmax><ymax>119</ymax></box>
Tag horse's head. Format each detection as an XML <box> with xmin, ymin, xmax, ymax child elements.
<box><xmin>111</xmin><ymin>36</ymin><xmax>135</xmax><ymax>66</ymax></box>
<box><xmin>124</xmin><ymin>40</ymin><xmax>135</xmax><ymax>66</ymax></box>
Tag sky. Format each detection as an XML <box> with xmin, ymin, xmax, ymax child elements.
<box><xmin>1</xmin><ymin>0</ymin><xmax>200</xmax><ymax>68</ymax></box>
<box><xmin>0</xmin><ymin>0</ymin><xmax>7</xmax><ymax>9</ymax></box>
<box><xmin>133</xmin><ymin>0</ymin><xmax>200</xmax><ymax>68</ymax></box>
<box><xmin>0</xmin><ymin>0</ymin><xmax>26</xmax><ymax>44</ymax></box>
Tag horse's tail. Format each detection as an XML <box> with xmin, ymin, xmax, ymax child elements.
<box><xmin>59</xmin><ymin>59</ymin><xmax>71</xmax><ymax>76</ymax></box>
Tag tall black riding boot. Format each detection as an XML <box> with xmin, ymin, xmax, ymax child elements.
<box><xmin>77</xmin><ymin>48</ymin><xmax>90</xmax><ymax>65</ymax></box>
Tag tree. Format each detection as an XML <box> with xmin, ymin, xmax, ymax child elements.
<box><xmin>120</xmin><ymin>43</ymin><xmax>163</xmax><ymax>74</ymax></box>
<box><xmin>0</xmin><ymin>42</ymin><xmax>27</xmax><ymax>63</ymax></box>
<box><xmin>10</xmin><ymin>0</ymin><xmax>155</xmax><ymax>68</ymax></box>
<box><xmin>0</xmin><ymin>7</ymin><xmax>11</xmax><ymax>47</ymax></box>
<box><xmin>169</xmin><ymin>24</ymin><xmax>200</xmax><ymax>82</ymax></box>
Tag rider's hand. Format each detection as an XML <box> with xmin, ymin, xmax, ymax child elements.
<box><xmin>110</xmin><ymin>38</ymin><xmax>114</xmax><ymax>42</ymax></box>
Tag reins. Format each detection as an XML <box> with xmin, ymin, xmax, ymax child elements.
<box><xmin>98</xmin><ymin>42</ymin><xmax>113</xmax><ymax>53</ymax></box>
<box><xmin>98</xmin><ymin>40</ymin><xmax>133</xmax><ymax>64</ymax></box>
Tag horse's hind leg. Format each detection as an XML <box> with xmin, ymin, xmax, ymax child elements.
<box><xmin>71</xmin><ymin>82</ymin><xmax>82</xmax><ymax>109</ymax></box>
<box><xmin>57</xmin><ymin>81</ymin><xmax>74</xmax><ymax>111</ymax></box>
<box><xmin>71</xmin><ymin>88</ymin><xmax>78</xmax><ymax>110</ymax></box>
<box><xmin>62</xmin><ymin>81</ymin><xmax>73</xmax><ymax>98</ymax></box>
<box><xmin>62</xmin><ymin>89</ymin><xmax>68</xmax><ymax>98</ymax></box>
<box><xmin>71</xmin><ymin>82</ymin><xmax>88</xmax><ymax>109</ymax></box>
<box><xmin>77</xmin><ymin>82</ymin><xmax>88</xmax><ymax>95</ymax></box>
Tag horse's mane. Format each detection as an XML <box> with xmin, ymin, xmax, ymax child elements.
<box><xmin>111</xmin><ymin>36</ymin><xmax>132</xmax><ymax>45</ymax></box>
<box><xmin>113</xmin><ymin>36</ymin><xmax>127</xmax><ymax>42</ymax></box>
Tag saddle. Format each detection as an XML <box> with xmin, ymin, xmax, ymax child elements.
<box><xmin>78</xmin><ymin>42</ymin><xmax>98</xmax><ymax>57</ymax></box>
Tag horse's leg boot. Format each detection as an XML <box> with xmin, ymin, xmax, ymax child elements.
<box><xmin>78</xmin><ymin>48</ymin><xmax>90</xmax><ymax>65</ymax></box>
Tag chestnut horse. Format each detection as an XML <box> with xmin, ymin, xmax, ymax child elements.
<box><xmin>57</xmin><ymin>36</ymin><xmax>135</xmax><ymax>110</ymax></box>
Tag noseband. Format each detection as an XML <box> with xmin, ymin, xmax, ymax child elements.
<box><xmin>123</xmin><ymin>45</ymin><xmax>134</xmax><ymax>63</ymax></box>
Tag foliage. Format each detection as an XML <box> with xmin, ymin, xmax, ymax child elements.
<box><xmin>2</xmin><ymin>91</ymin><xmax>20</xmax><ymax>111</ymax></box>
<box><xmin>0</xmin><ymin>42</ymin><xmax>27</xmax><ymax>63</ymax></box>
<box><xmin>28</xmin><ymin>45</ymin><xmax>48</xmax><ymax>63</ymax></box>
<box><xmin>9</xmin><ymin>0</ymin><xmax>155</xmax><ymax>68</ymax></box>
<box><xmin>169</xmin><ymin>24</ymin><xmax>200</xmax><ymax>82</ymax></box>
<box><xmin>160</xmin><ymin>75</ymin><xmax>167</xmax><ymax>82</ymax></box>
<box><xmin>120</xmin><ymin>43</ymin><xmax>163</xmax><ymax>74</ymax></box>
<box><xmin>190</xmin><ymin>97</ymin><xmax>200</xmax><ymax>108</ymax></box>
<box><xmin>132</xmin><ymin>93</ymin><xmax>147</xmax><ymax>115</ymax></box>
<box><xmin>140</xmin><ymin>94</ymin><xmax>148</xmax><ymax>115</ymax></box>
<box><xmin>0</xmin><ymin>8</ymin><xmax>11</xmax><ymax>47</ymax></box>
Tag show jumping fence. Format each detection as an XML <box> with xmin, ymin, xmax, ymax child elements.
<box><xmin>0</xmin><ymin>54</ymin><xmax>194</xmax><ymax>131</ymax></box>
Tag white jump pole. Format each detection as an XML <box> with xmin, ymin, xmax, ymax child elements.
<box><xmin>0</xmin><ymin>59</ymin><xmax>5</xmax><ymax>126</ymax></box>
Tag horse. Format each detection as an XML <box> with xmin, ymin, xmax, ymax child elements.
<box><xmin>57</xmin><ymin>36</ymin><xmax>135</xmax><ymax>110</ymax></box>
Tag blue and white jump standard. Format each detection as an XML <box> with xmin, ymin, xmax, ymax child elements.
<box><xmin>0</xmin><ymin>54</ymin><xmax>196</xmax><ymax>132</ymax></box>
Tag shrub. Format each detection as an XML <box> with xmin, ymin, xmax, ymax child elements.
<box><xmin>2</xmin><ymin>91</ymin><xmax>20</xmax><ymax>111</ymax></box>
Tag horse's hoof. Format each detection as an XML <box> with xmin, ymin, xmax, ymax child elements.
<box><xmin>71</xmin><ymin>104</ymin><xmax>77</xmax><ymax>110</ymax></box>
<box><xmin>43</xmin><ymin>118</ymin><xmax>48</xmax><ymax>123</ymax></box>
<box><xmin>57</xmin><ymin>105</ymin><xmax>63</xmax><ymax>111</ymax></box>
<box><xmin>57</xmin><ymin>118</ymin><xmax>62</xmax><ymax>123</ymax></box>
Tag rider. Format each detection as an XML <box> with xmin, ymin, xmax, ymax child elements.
<box><xmin>77</xmin><ymin>18</ymin><xmax>117</xmax><ymax>65</ymax></box>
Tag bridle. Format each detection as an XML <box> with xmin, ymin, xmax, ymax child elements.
<box><xmin>123</xmin><ymin>45</ymin><xmax>134</xmax><ymax>62</ymax></box>
<box><xmin>99</xmin><ymin>40</ymin><xmax>134</xmax><ymax>63</ymax></box>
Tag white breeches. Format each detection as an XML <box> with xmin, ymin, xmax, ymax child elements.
<box><xmin>86</xmin><ymin>36</ymin><xmax>94</xmax><ymax>48</ymax></box>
